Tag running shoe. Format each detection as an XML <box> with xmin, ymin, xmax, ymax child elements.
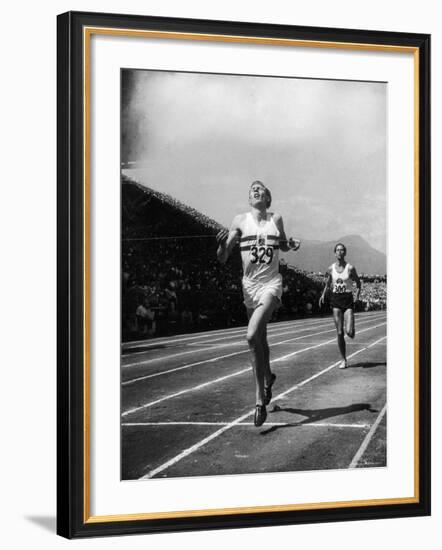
<box><xmin>263</xmin><ymin>373</ymin><xmax>276</xmax><ymax>406</ymax></box>
<box><xmin>254</xmin><ymin>404</ymin><xmax>267</xmax><ymax>427</ymax></box>
<box><xmin>339</xmin><ymin>360</ymin><xmax>348</xmax><ymax>369</ymax></box>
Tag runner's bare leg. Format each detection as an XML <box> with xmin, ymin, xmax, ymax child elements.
<box><xmin>246</xmin><ymin>293</ymin><xmax>278</xmax><ymax>405</ymax></box>
<box><xmin>332</xmin><ymin>307</ymin><xmax>346</xmax><ymax>360</ymax></box>
<box><xmin>262</xmin><ymin>326</ymin><xmax>273</xmax><ymax>386</ymax></box>
<box><xmin>344</xmin><ymin>308</ymin><xmax>355</xmax><ymax>338</ymax></box>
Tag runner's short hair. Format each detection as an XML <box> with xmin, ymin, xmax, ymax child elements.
<box><xmin>250</xmin><ymin>180</ymin><xmax>272</xmax><ymax>208</ymax></box>
<box><xmin>334</xmin><ymin>242</ymin><xmax>347</xmax><ymax>254</ymax></box>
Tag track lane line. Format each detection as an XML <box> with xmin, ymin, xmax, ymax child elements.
<box><xmin>139</xmin><ymin>335</ymin><xmax>386</xmax><ymax>479</ymax></box>
<box><xmin>348</xmin><ymin>404</ymin><xmax>387</xmax><ymax>468</ymax></box>
<box><xmin>123</xmin><ymin>312</ymin><xmax>386</xmax><ymax>368</ymax></box>
<box><xmin>121</xmin><ymin>320</ymin><xmax>337</xmax><ymax>368</ymax></box>
<box><xmin>122</xmin><ymin>311</ymin><xmax>386</xmax><ymax>352</ymax></box>
<box><xmin>124</xmin><ymin>350</ymin><xmax>249</xmax><ymax>385</ymax></box>
<box><xmin>269</xmin><ymin>341</ymin><xmax>387</xmax><ymax>346</ymax></box>
<box><xmin>122</xmin><ymin>317</ymin><xmax>385</xmax><ymax>386</ymax></box>
<box><xmin>122</xmin><ymin>316</ymin><xmax>335</xmax><ymax>350</ymax></box>
<box><xmin>122</xmin><ymin>323</ymin><xmax>386</xmax><ymax>414</ymax></box>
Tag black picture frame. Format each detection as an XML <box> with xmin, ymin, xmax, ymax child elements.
<box><xmin>57</xmin><ymin>11</ymin><xmax>431</xmax><ymax>539</ymax></box>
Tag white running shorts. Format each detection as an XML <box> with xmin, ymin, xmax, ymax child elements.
<box><xmin>242</xmin><ymin>274</ymin><xmax>283</xmax><ymax>310</ymax></box>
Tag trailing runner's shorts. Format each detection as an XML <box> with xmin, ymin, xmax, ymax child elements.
<box><xmin>242</xmin><ymin>274</ymin><xmax>282</xmax><ymax>310</ymax></box>
<box><xmin>330</xmin><ymin>291</ymin><xmax>354</xmax><ymax>311</ymax></box>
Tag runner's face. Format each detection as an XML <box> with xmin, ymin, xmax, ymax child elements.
<box><xmin>335</xmin><ymin>245</ymin><xmax>346</xmax><ymax>260</ymax></box>
<box><xmin>249</xmin><ymin>184</ymin><xmax>267</xmax><ymax>207</ymax></box>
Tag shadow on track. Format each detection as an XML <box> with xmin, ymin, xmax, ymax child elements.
<box><xmin>260</xmin><ymin>402</ymin><xmax>378</xmax><ymax>435</ymax></box>
<box><xmin>349</xmin><ymin>361</ymin><xmax>386</xmax><ymax>369</ymax></box>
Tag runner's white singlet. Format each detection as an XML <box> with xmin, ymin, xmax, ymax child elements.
<box><xmin>239</xmin><ymin>213</ymin><xmax>282</xmax><ymax>309</ymax></box>
<box><xmin>330</xmin><ymin>263</ymin><xmax>353</xmax><ymax>294</ymax></box>
<box><xmin>239</xmin><ymin>212</ymin><xmax>280</xmax><ymax>280</ymax></box>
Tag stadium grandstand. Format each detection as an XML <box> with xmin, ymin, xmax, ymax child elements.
<box><xmin>122</xmin><ymin>175</ymin><xmax>386</xmax><ymax>341</ymax></box>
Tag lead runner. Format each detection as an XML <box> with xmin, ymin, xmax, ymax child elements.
<box><xmin>216</xmin><ymin>181</ymin><xmax>300</xmax><ymax>427</ymax></box>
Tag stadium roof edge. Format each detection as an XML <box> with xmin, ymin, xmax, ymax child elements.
<box><xmin>122</xmin><ymin>173</ymin><xmax>224</xmax><ymax>231</ymax></box>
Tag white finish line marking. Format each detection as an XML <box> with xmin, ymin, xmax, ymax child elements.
<box><xmin>349</xmin><ymin>403</ymin><xmax>387</xmax><ymax>468</ymax></box>
<box><xmin>122</xmin><ymin>316</ymin><xmax>386</xmax><ymax>386</ymax></box>
<box><xmin>123</xmin><ymin>422</ymin><xmax>370</xmax><ymax>429</ymax></box>
<box><xmin>139</xmin><ymin>335</ymin><xmax>386</xmax><ymax>479</ymax></box>
<box><xmin>122</xmin><ymin>322</ymin><xmax>386</xmax><ymax>414</ymax></box>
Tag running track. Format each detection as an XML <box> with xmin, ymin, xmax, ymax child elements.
<box><xmin>121</xmin><ymin>311</ymin><xmax>387</xmax><ymax>479</ymax></box>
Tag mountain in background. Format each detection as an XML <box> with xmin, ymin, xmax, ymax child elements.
<box><xmin>282</xmin><ymin>234</ymin><xmax>386</xmax><ymax>276</ymax></box>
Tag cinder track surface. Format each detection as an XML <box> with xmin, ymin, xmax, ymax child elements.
<box><xmin>121</xmin><ymin>311</ymin><xmax>387</xmax><ymax>479</ymax></box>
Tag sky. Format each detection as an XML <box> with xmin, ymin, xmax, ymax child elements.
<box><xmin>122</xmin><ymin>69</ymin><xmax>387</xmax><ymax>252</ymax></box>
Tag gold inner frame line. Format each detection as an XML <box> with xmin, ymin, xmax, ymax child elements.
<box><xmin>85</xmin><ymin>26</ymin><xmax>418</xmax><ymax>53</ymax></box>
<box><xmin>82</xmin><ymin>26</ymin><xmax>420</xmax><ymax>524</ymax></box>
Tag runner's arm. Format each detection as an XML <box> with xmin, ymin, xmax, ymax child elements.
<box><xmin>350</xmin><ymin>265</ymin><xmax>362</xmax><ymax>301</ymax></box>
<box><xmin>216</xmin><ymin>216</ymin><xmax>241</xmax><ymax>264</ymax></box>
<box><xmin>273</xmin><ymin>214</ymin><xmax>301</xmax><ymax>252</ymax></box>
<box><xmin>319</xmin><ymin>269</ymin><xmax>332</xmax><ymax>307</ymax></box>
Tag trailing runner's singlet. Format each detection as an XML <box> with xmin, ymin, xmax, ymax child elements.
<box><xmin>331</xmin><ymin>262</ymin><xmax>353</xmax><ymax>294</ymax></box>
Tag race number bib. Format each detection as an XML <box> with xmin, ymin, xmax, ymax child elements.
<box><xmin>250</xmin><ymin>245</ymin><xmax>274</xmax><ymax>265</ymax></box>
<box><xmin>333</xmin><ymin>278</ymin><xmax>347</xmax><ymax>294</ymax></box>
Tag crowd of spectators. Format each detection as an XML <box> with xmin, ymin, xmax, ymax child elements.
<box><xmin>359</xmin><ymin>276</ymin><xmax>387</xmax><ymax>310</ymax></box>
<box><xmin>121</xmin><ymin>177</ymin><xmax>387</xmax><ymax>341</ymax></box>
<box><xmin>123</xmin><ymin>237</ymin><xmax>246</xmax><ymax>338</ymax></box>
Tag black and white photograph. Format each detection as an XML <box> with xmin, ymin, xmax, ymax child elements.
<box><xmin>0</xmin><ymin>0</ymin><xmax>436</xmax><ymax>543</ymax></box>
<box><xmin>120</xmin><ymin>68</ymin><xmax>387</xmax><ymax>480</ymax></box>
